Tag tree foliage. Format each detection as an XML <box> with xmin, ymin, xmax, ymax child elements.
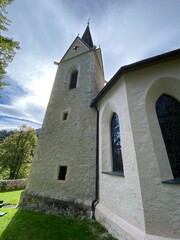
<box><xmin>0</xmin><ymin>125</ymin><xmax>37</xmax><ymax>179</ymax></box>
<box><xmin>0</xmin><ymin>129</ymin><xmax>13</xmax><ymax>141</ymax></box>
<box><xmin>0</xmin><ymin>0</ymin><xmax>20</xmax><ymax>88</ymax></box>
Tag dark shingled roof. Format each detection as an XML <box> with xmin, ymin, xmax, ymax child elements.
<box><xmin>90</xmin><ymin>48</ymin><xmax>180</xmax><ymax>107</ymax></box>
<box><xmin>81</xmin><ymin>24</ymin><xmax>93</xmax><ymax>49</ymax></box>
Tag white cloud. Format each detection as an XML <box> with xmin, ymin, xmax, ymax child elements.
<box><xmin>0</xmin><ymin>116</ymin><xmax>41</xmax><ymax>130</ymax></box>
<box><xmin>1</xmin><ymin>58</ymin><xmax>56</xmax><ymax>123</ymax></box>
<box><xmin>1</xmin><ymin>0</ymin><xmax>180</xmax><ymax>129</ymax></box>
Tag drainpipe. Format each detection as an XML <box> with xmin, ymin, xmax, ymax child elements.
<box><xmin>91</xmin><ymin>104</ymin><xmax>99</xmax><ymax>219</ymax></box>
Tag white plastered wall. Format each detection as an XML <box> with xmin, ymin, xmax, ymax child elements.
<box><xmin>96</xmin><ymin>77</ymin><xmax>145</xmax><ymax>240</ymax></box>
<box><xmin>124</xmin><ymin>58</ymin><xmax>180</xmax><ymax>239</ymax></box>
<box><xmin>96</xmin><ymin>58</ymin><xmax>180</xmax><ymax>240</ymax></box>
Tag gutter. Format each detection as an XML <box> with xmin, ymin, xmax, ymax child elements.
<box><xmin>91</xmin><ymin>104</ymin><xmax>99</xmax><ymax>219</ymax></box>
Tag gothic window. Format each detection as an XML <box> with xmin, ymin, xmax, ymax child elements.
<box><xmin>156</xmin><ymin>94</ymin><xmax>180</xmax><ymax>179</ymax></box>
<box><xmin>69</xmin><ymin>70</ymin><xmax>78</xmax><ymax>89</ymax></box>
<box><xmin>111</xmin><ymin>113</ymin><xmax>124</xmax><ymax>172</ymax></box>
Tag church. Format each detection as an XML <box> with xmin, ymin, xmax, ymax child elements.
<box><xmin>20</xmin><ymin>24</ymin><xmax>180</xmax><ymax>240</ymax></box>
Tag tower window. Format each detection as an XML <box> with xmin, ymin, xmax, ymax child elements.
<box><xmin>111</xmin><ymin>113</ymin><xmax>124</xmax><ymax>172</ymax></box>
<box><xmin>156</xmin><ymin>94</ymin><xmax>180</xmax><ymax>179</ymax></box>
<box><xmin>62</xmin><ymin>111</ymin><xmax>68</xmax><ymax>121</ymax></box>
<box><xmin>69</xmin><ymin>70</ymin><xmax>78</xmax><ymax>89</ymax></box>
<box><xmin>58</xmin><ymin>166</ymin><xmax>67</xmax><ymax>180</ymax></box>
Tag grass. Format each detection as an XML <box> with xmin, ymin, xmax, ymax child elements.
<box><xmin>0</xmin><ymin>190</ymin><xmax>115</xmax><ymax>240</ymax></box>
<box><xmin>0</xmin><ymin>189</ymin><xmax>22</xmax><ymax>205</ymax></box>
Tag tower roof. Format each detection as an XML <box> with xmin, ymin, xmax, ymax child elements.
<box><xmin>81</xmin><ymin>23</ymin><xmax>94</xmax><ymax>49</ymax></box>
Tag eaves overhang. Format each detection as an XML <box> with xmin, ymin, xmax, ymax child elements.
<box><xmin>90</xmin><ymin>48</ymin><xmax>180</xmax><ymax>107</ymax></box>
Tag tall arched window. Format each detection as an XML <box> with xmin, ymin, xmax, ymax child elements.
<box><xmin>111</xmin><ymin>113</ymin><xmax>124</xmax><ymax>172</ymax></box>
<box><xmin>69</xmin><ymin>70</ymin><xmax>78</xmax><ymax>89</ymax></box>
<box><xmin>156</xmin><ymin>94</ymin><xmax>180</xmax><ymax>179</ymax></box>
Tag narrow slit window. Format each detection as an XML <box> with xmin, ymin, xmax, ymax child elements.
<box><xmin>69</xmin><ymin>70</ymin><xmax>78</xmax><ymax>89</ymax></box>
<box><xmin>62</xmin><ymin>111</ymin><xmax>68</xmax><ymax>121</ymax></box>
<box><xmin>58</xmin><ymin>166</ymin><xmax>67</xmax><ymax>180</ymax></box>
<box><xmin>111</xmin><ymin>113</ymin><xmax>124</xmax><ymax>172</ymax></box>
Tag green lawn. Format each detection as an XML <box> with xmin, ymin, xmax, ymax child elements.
<box><xmin>0</xmin><ymin>189</ymin><xmax>22</xmax><ymax>205</ymax></box>
<box><xmin>0</xmin><ymin>190</ymin><xmax>115</xmax><ymax>240</ymax></box>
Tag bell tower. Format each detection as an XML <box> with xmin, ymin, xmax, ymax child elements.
<box><xmin>20</xmin><ymin>24</ymin><xmax>105</xmax><ymax>217</ymax></box>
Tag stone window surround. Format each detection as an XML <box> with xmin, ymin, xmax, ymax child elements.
<box><xmin>145</xmin><ymin>77</ymin><xmax>180</xmax><ymax>184</ymax></box>
<box><xmin>100</xmin><ymin>102</ymin><xmax>125</xmax><ymax>176</ymax></box>
<box><xmin>69</xmin><ymin>70</ymin><xmax>78</xmax><ymax>89</ymax></box>
<box><xmin>64</xmin><ymin>64</ymin><xmax>80</xmax><ymax>89</ymax></box>
<box><xmin>111</xmin><ymin>113</ymin><xmax>124</xmax><ymax>173</ymax></box>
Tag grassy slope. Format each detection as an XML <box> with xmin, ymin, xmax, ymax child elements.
<box><xmin>0</xmin><ymin>190</ymin><xmax>115</xmax><ymax>240</ymax></box>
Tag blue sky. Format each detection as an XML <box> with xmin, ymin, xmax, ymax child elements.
<box><xmin>1</xmin><ymin>0</ymin><xmax>180</xmax><ymax>130</ymax></box>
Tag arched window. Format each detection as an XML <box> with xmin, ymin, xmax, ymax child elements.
<box><xmin>156</xmin><ymin>94</ymin><xmax>180</xmax><ymax>179</ymax></box>
<box><xmin>111</xmin><ymin>113</ymin><xmax>124</xmax><ymax>172</ymax></box>
<box><xmin>69</xmin><ymin>70</ymin><xmax>78</xmax><ymax>89</ymax></box>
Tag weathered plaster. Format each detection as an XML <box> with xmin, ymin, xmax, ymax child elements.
<box><xmin>22</xmin><ymin>44</ymin><xmax>105</xmax><ymax>215</ymax></box>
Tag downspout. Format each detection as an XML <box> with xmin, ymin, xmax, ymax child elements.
<box><xmin>91</xmin><ymin>104</ymin><xmax>99</xmax><ymax>219</ymax></box>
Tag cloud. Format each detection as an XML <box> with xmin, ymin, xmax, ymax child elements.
<box><xmin>1</xmin><ymin>0</ymin><xmax>180</xmax><ymax>130</ymax></box>
<box><xmin>89</xmin><ymin>0</ymin><xmax>180</xmax><ymax>79</ymax></box>
<box><xmin>0</xmin><ymin>116</ymin><xmax>41</xmax><ymax>130</ymax></box>
<box><xmin>0</xmin><ymin>60</ymin><xmax>55</xmax><ymax>126</ymax></box>
<box><xmin>0</xmin><ymin>76</ymin><xmax>30</xmax><ymax>104</ymax></box>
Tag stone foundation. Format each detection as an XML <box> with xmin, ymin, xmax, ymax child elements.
<box><xmin>0</xmin><ymin>179</ymin><xmax>27</xmax><ymax>191</ymax></box>
<box><xmin>19</xmin><ymin>190</ymin><xmax>91</xmax><ymax>219</ymax></box>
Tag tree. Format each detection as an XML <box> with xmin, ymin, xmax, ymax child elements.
<box><xmin>0</xmin><ymin>125</ymin><xmax>37</xmax><ymax>179</ymax></box>
<box><xmin>0</xmin><ymin>0</ymin><xmax>20</xmax><ymax>89</ymax></box>
<box><xmin>0</xmin><ymin>129</ymin><xmax>13</xmax><ymax>141</ymax></box>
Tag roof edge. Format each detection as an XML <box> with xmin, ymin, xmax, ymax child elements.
<box><xmin>59</xmin><ymin>36</ymin><xmax>92</xmax><ymax>63</ymax></box>
<box><xmin>90</xmin><ymin>48</ymin><xmax>180</xmax><ymax>107</ymax></box>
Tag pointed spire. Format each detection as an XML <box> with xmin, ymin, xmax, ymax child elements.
<box><xmin>81</xmin><ymin>22</ymin><xmax>94</xmax><ymax>49</ymax></box>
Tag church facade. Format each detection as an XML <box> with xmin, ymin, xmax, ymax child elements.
<box><xmin>20</xmin><ymin>25</ymin><xmax>180</xmax><ymax>240</ymax></box>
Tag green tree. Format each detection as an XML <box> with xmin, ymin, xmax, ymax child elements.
<box><xmin>0</xmin><ymin>0</ymin><xmax>20</xmax><ymax>89</ymax></box>
<box><xmin>0</xmin><ymin>129</ymin><xmax>13</xmax><ymax>141</ymax></box>
<box><xmin>0</xmin><ymin>125</ymin><xmax>37</xmax><ymax>179</ymax></box>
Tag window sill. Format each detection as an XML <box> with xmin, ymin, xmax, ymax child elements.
<box><xmin>162</xmin><ymin>178</ymin><xmax>180</xmax><ymax>184</ymax></box>
<box><xmin>101</xmin><ymin>171</ymin><xmax>124</xmax><ymax>177</ymax></box>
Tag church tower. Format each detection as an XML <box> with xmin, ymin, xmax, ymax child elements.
<box><xmin>20</xmin><ymin>24</ymin><xmax>105</xmax><ymax>217</ymax></box>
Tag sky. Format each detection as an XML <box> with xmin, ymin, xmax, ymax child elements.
<box><xmin>0</xmin><ymin>0</ymin><xmax>180</xmax><ymax>130</ymax></box>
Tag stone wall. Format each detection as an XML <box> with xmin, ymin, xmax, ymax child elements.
<box><xmin>19</xmin><ymin>190</ymin><xmax>91</xmax><ymax>219</ymax></box>
<box><xmin>0</xmin><ymin>179</ymin><xmax>27</xmax><ymax>191</ymax></box>
<box><xmin>25</xmin><ymin>42</ymin><xmax>104</xmax><ymax>208</ymax></box>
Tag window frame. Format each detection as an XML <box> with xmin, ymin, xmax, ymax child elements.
<box><xmin>62</xmin><ymin>111</ymin><xmax>69</xmax><ymax>121</ymax></box>
<box><xmin>156</xmin><ymin>94</ymin><xmax>180</xmax><ymax>180</ymax></box>
<box><xmin>58</xmin><ymin>166</ymin><xmax>67</xmax><ymax>181</ymax></box>
<box><xmin>111</xmin><ymin>113</ymin><xmax>124</xmax><ymax>174</ymax></box>
<box><xmin>69</xmin><ymin>70</ymin><xmax>78</xmax><ymax>89</ymax></box>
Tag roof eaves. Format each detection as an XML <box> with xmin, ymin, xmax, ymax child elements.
<box><xmin>90</xmin><ymin>48</ymin><xmax>180</xmax><ymax>107</ymax></box>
